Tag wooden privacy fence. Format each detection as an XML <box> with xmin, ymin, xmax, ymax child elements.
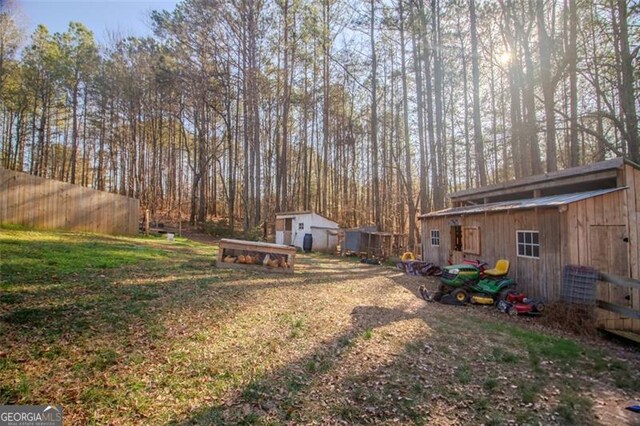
<box><xmin>597</xmin><ymin>272</ymin><xmax>640</xmax><ymax>337</ymax></box>
<box><xmin>0</xmin><ymin>168</ymin><xmax>139</xmax><ymax>235</ymax></box>
<box><xmin>561</xmin><ymin>265</ymin><xmax>640</xmax><ymax>336</ymax></box>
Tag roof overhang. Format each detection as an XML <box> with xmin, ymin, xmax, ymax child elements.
<box><xmin>448</xmin><ymin>158</ymin><xmax>636</xmax><ymax>204</ymax></box>
<box><xmin>419</xmin><ymin>187</ymin><xmax>627</xmax><ymax>219</ymax></box>
<box><xmin>275</xmin><ymin>211</ymin><xmax>313</xmax><ymax>218</ymax></box>
<box><xmin>275</xmin><ymin>210</ymin><xmax>338</xmax><ymax>225</ymax></box>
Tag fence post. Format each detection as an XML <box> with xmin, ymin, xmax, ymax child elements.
<box><xmin>144</xmin><ymin>209</ymin><xmax>150</xmax><ymax>236</ymax></box>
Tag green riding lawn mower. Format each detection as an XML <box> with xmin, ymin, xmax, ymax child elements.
<box><xmin>433</xmin><ymin>259</ymin><xmax>516</xmax><ymax>304</ymax></box>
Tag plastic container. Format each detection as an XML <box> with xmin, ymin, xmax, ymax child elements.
<box><xmin>303</xmin><ymin>233</ymin><xmax>313</xmax><ymax>252</ymax></box>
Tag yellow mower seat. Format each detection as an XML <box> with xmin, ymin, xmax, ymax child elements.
<box><xmin>484</xmin><ymin>259</ymin><xmax>510</xmax><ymax>277</ymax></box>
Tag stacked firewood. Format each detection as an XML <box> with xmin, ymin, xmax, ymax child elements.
<box><xmin>222</xmin><ymin>252</ymin><xmax>290</xmax><ymax>269</ymax></box>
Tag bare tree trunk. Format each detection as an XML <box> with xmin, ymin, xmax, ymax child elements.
<box><xmin>410</xmin><ymin>25</ymin><xmax>428</xmax><ymax>213</ymax></box>
<box><xmin>459</xmin><ymin>20</ymin><xmax>471</xmax><ymax>189</ymax></box>
<box><xmin>523</xmin><ymin>42</ymin><xmax>542</xmax><ymax>175</ymax></box>
<box><xmin>398</xmin><ymin>0</ymin><xmax>416</xmax><ymax>249</ymax></box>
<box><xmin>568</xmin><ymin>0</ymin><xmax>579</xmax><ymax>166</ymax></box>
<box><xmin>241</xmin><ymin>15</ymin><xmax>250</xmax><ymax>230</ymax></box>
<box><xmin>432</xmin><ymin>0</ymin><xmax>446</xmax><ymax>209</ymax></box>
<box><xmin>469</xmin><ymin>0</ymin><xmax>486</xmax><ymax>186</ymax></box>
<box><xmin>537</xmin><ymin>0</ymin><xmax>558</xmax><ymax>172</ymax></box>
<box><xmin>615</xmin><ymin>0</ymin><xmax>639</xmax><ymax>162</ymax></box>
<box><xmin>508</xmin><ymin>62</ymin><xmax>523</xmax><ymax>178</ymax></box>
<box><xmin>488</xmin><ymin>33</ymin><xmax>498</xmax><ymax>182</ymax></box>
<box><xmin>280</xmin><ymin>0</ymin><xmax>294</xmax><ymax>212</ymax></box>
<box><xmin>250</xmin><ymin>9</ymin><xmax>261</xmax><ymax>228</ymax></box>
<box><xmin>198</xmin><ymin>105</ymin><xmax>207</xmax><ymax>223</ymax></box>
<box><xmin>70</xmin><ymin>80</ymin><xmax>79</xmax><ymax>184</ymax></box>
<box><xmin>370</xmin><ymin>0</ymin><xmax>381</xmax><ymax>228</ymax></box>
<box><xmin>419</xmin><ymin>1</ymin><xmax>437</xmax><ymax>210</ymax></box>
<box><xmin>589</xmin><ymin>1</ymin><xmax>605</xmax><ymax>162</ymax></box>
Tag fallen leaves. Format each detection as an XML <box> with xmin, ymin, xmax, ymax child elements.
<box><xmin>2</xmin><ymin>234</ymin><xmax>640</xmax><ymax>425</ymax></box>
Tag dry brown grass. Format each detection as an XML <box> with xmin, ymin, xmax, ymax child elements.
<box><xmin>539</xmin><ymin>302</ymin><xmax>598</xmax><ymax>337</ymax></box>
<box><xmin>1</xmin><ymin>228</ymin><xmax>640</xmax><ymax>425</ymax></box>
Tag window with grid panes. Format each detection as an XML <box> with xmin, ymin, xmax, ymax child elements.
<box><xmin>516</xmin><ymin>230</ymin><xmax>539</xmax><ymax>258</ymax></box>
<box><xmin>430</xmin><ymin>229</ymin><xmax>440</xmax><ymax>246</ymax></box>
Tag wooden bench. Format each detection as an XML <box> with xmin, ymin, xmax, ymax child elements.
<box><xmin>217</xmin><ymin>238</ymin><xmax>297</xmax><ymax>274</ymax></box>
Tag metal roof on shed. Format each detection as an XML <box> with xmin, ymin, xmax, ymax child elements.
<box><xmin>448</xmin><ymin>157</ymin><xmax>634</xmax><ymax>200</ymax></box>
<box><xmin>275</xmin><ymin>210</ymin><xmax>338</xmax><ymax>224</ymax></box>
<box><xmin>275</xmin><ymin>210</ymin><xmax>313</xmax><ymax>217</ymax></box>
<box><xmin>419</xmin><ymin>187</ymin><xmax>627</xmax><ymax>219</ymax></box>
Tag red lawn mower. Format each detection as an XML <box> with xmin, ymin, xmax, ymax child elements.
<box><xmin>498</xmin><ymin>292</ymin><xmax>545</xmax><ymax>316</ymax></box>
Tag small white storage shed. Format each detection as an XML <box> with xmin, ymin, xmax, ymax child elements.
<box><xmin>275</xmin><ymin>211</ymin><xmax>340</xmax><ymax>252</ymax></box>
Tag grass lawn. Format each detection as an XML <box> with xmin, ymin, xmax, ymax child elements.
<box><xmin>1</xmin><ymin>226</ymin><xmax>639</xmax><ymax>425</ymax></box>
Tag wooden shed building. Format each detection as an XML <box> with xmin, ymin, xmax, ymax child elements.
<box><xmin>275</xmin><ymin>211</ymin><xmax>340</xmax><ymax>252</ymax></box>
<box><xmin>342</xmin><ymin>226</ymin><xmax>405</xmax><ymax>259</ymax></box>
<box><xmin>419</xmin><ymin>158</ymin><xmax>640</xmax><ymax>331</ymax></box>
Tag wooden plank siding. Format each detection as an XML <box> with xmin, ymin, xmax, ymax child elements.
<box><xmin>420</xmin><ymin>217</ymin><xmax>450</xmax><ymax>266</ymax></box>
<box><xmin>420</xmin><ymin>186</ymin><xmax>639</xmax><ymax>332</ymax></box>
<box><xmin>624</xmin><ymin>165</ymin><xmax>640</xmax><ymax>325</ymax></box>
<box><xmin>624</xmin><ymin>165</ymin><xmax>640</xmax><ymax>331</ymax></box>
<box><xmin>561</xmin><ymin>189</ymin><xmax>637</xmax><ymax>332</ymax></box>
<box><xmin>421</xmin><ymin>208</ymin><xmax>562</xmax><ymax>299</ymax></box>
<box><xmin>421</xmin><ymin>160</ymin><xmax>640</xmax><ymax>333</ymax></box>
<box><xmin>0</xmin><ymin>168</ymin><xmax>139</xmax><ymax>235</ymax></box>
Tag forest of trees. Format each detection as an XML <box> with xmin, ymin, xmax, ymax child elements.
<box><xmin>0</xmin><ymin>0</ymin><xmax>638</xmax><ymax>249</ymax></box>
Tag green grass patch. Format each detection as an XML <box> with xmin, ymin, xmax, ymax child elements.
<box><xmin>484</xmin><ymin>413</ymin><xmax>505</xmax><ymax>426</ymax></box>
<box><xmin>306</xmin><ymin>360</ymin><xmax>318</xmax><ymax>373</ymax></box>
<box><xmin>2</xmin><ymin>306</ymin><xmax>71</xmax><ymax>326</ymax></box>
<box><xmin>584</xmin><ymin>349</ymin><xmax>640</xmax><ymax>391</ymax></box>
<box><xmin>89</xmin><ymin>348</ymin><xmax>120</xmax><ymax>371</ymax></box>
<box><xmin>242</xmin><ymin>380</ymin><xmax>269</xmax><ymax>403</ymax></box>
<box><xmin>0</xmin><ymin>374</ymin><xmax>32</xmax><ymax>405</ymax></box>
<box><xmin>290</xmin><ymin>317</ymin><xmax>305</xmax><ymax>338</ymax></box>
<box><xmin>337</xmin><ymin>335</ymin><xmax>352</xmax><ymax>348</ymax></box>
<box><xmin>473</xmin><ymin>396</ymin><xmax>490</xmax><ymax>412</ymax></box>
<box><xmin>527</xmin><ymin>349</ymin><xmax>543</xmax><ymax>374</ymax></box>
<box><xmin>80</xmin><ymin>384</ymin><xmax>123</xmax><ymax>406</ymax></box>
<box><xmin>454</xmin><ymin>364</ymin><xmax>471</xmax><ymax>384</ymax></box>
<box><xmin>411</xmin><ymin>381</ymin><xmax>429</xmax><ymax>398</ymax></box>
<box><xmin>483</xmin><ymin>377</ymin><xmax>498</xmax><ymax>391</ymax></box>
<box><xmin>331</xmin><ymin>402</ymin><xmax>359</xmax><ymax>422</ymax></box>
<box><xmin>0</xmin><ymin>293</ymin><xmax>23</xmax><ymax>304</ymax></box>
<box><xmin>285</xmin><ymin>374</ymin><xmax>306</xmax><ymax>393</ymax></box>
<box><xmin>556</xmin><ymin>389</ymin><xmax>592</xmax><ymax>424</ymax></box>
<box><xmin>518</xmin><ymin>380</ymin><xmax>542</xmax><ymax>404</ymax></box>
<box><xmin>612</xmin><ymin>368</ymin><xmax>640</xmax><ymax>391</ymax></box>
<box><xmin>491</xmin><ymin>347</ymin><xmax>519</xmax><ymax>363</ymax></box>
<box><xmin>514</xmin><ymin>410</ymin><xmax>535</xmax><ymax>424</ymax></box>
<box><xmin>482</xmin><ymin>321</ymin><xmax>583</xmax><ymax>363</ymax></box>
<box><xmin>0</xmin><ymin>227</ymin><xmax>171</xmax><ymax>285</ymax></box>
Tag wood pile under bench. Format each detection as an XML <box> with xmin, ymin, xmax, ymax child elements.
<box><xmin>216</xmin><ymin>239</ymin><xmax>296</xmax><ymax>274</ymax></box>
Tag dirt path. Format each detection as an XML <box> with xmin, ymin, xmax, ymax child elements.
<box><xmin>183</xmin><ymin>253</ymin><xmax>640</xmax><ymax>425</ymax></box>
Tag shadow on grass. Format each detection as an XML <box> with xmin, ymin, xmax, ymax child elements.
<box><xmin>178</xmin><ymin>304</ymin><xmax>433</xmax><ymax>425</ymax></box>
<box><xmin>0</xmin><ymin>237</ymin><xmax>623</xmax><ymax>423</ymax></box>
<box><xmin>1</xmin><ymin>248</ymin><xmax>420</xmax><ymax>415</ymax></box>
<box><xmin>1</xmin><ymin>247</ymin><xmax>395</xmax><ymax>347</ymax></box>
<box><xmin>177</xmin><ymin>282</ymin><xmax>607</xmax><ymax>426</ymax></box>
<box><xmin>1</xmin><ymin>258</ymin><xmax>403</xmax><ymax>344</ymax></box>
